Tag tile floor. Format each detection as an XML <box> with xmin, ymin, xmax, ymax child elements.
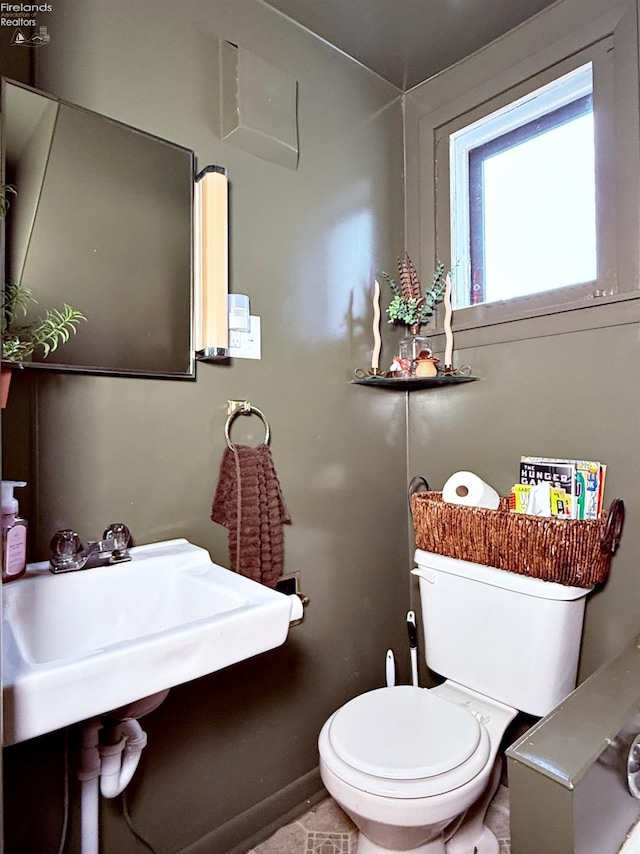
<box><xmin>248</xmin><ymin>784</ymin><xmax>511</xmax><ymax>854</ymax></box>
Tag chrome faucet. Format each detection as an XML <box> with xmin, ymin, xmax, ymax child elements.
<box><xmin>49</xmin><ymin>523</ymin><xmax>132</xmax><ymax>573</ymax></box>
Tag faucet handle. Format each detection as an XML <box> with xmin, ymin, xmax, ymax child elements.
<box><xmin>50</xmin><ymin>529</ymin><xmax>84</xmax><ymax>571</ymax></box>
<box><xmin>103</xmin><ymin>523</ymin><xmax>132</xmax><ymax>559</ymax></box>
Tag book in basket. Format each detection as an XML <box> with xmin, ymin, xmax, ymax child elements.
<box><xmin>518</xmin><ymin>456</ymin><xmax>605</xmax><ymax>520</ymax></box>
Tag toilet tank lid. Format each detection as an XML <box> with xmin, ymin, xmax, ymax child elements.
<box><xmin>413</xmin><ymin>550</ymin><xmax>592</xmax><ymax>601</ymax></box>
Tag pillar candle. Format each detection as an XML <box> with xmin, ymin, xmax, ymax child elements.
<box><xmin>443</xmin><ymin>273</ymin><xmax>454</xmax><ymax>368</ymax></box>
<box><xmin>372</xmin><ymin>279</ymin><xmax>382</xmax><ymax>371</ymax></box>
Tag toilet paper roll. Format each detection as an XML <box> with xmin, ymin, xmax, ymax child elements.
<box><xmin>442</xmin><ymin>471</ymin><xmax>500</xmax><ymax>510</ymax></box>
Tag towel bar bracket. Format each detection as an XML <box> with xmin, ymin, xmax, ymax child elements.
<box><xmin>227</xmin><ymin>399</ymin><xmax>252</xmax><ymax>416</ymax></box>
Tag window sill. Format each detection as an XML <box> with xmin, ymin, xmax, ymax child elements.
<box><xmin>428</xmin><ymin>289</ymin><xmax>640</xmax><ymax>351</ymax></box>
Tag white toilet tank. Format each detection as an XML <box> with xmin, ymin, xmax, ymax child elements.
<box><xmin>412</xmin><ymin>549</ymin><xmax>592</xmax><ymax>717</ymax></box>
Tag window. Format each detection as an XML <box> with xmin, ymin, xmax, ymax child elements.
<box><xmin>450</xmin><ymin>65</ymin><xmax>596</xmax><ymax>309</ymax></box>
<box><xmin>406</xmin><ymin>0</ymin><xmax>640</xmax><ymax>338</ymax></box>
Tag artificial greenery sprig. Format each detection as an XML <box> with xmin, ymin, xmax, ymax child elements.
<box><xmin>0</xmin><ymin>184</ymin><xmax>16</xmax><ymax>220</ymax></box>
<box><xmin>2</xmin><ymin>281</ymin><xmax>86</xmax><ymax>362</ymax></box>
<box><xmin>382</xmin><ymin>255</ymin><xmax>448</xmax><ymax>328</ymax></box>
<box><xmin>1</xmin><ymin>185</ymin><xmax>87</xmax><ymax>363</ymax></box>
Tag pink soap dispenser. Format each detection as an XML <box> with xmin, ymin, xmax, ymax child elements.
<box><xmin>2</xmin><ymin>480</ymin><xmax>28</xmax><ymax>583</ymax></box>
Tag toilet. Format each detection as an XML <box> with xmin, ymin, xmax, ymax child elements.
<box><xmin>318</xmin><ymin>548</ymin><xmax>593</xmax><ymax>854</ymax></box>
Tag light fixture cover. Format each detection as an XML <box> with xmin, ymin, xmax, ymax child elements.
<box><xmin>194</xmin><ymin>165</ymin><xmax>229</xmax><ymax>360</ymax></box>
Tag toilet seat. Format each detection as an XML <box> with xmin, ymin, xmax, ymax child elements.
<box><xmin>322</xmin><ymin>686</ymin><xmax>491</xmax><ymax>799</ymax></box>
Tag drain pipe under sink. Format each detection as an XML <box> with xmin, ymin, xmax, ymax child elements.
<box><xmin>77</xmin><ymin>717</ymin><xmax>149</xmax><ymax>854</ymax></box>
<box><xmin>99</xmin><ymin>718</ymin><xmax>147</xmax><ymax>798</ymax></box>
<box><xmin>75</xmin><ymin>690</ymin><xmax>169</xmax><ymax>854</ymax></box>
<box><xmin>79</xmin><ymin>719</ymin><xmax>102</xmax><ymax>854</ymax></box>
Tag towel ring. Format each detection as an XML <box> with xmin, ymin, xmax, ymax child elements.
<box><xmin>225</xmin><ymin>403</ymin><xmax>270</xmax><ymax>449</ymax></box>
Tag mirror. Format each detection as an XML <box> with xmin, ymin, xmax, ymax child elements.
<box><xmin>1</xmin><ymin>78</ymin><xmax>195</xmax><ymax>378</ymax></box>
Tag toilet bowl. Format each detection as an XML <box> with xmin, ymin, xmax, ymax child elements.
<box><xmin>319</xmin><ymin>681</ymin><xmax>516</xmax><ymax>854</ymax></box>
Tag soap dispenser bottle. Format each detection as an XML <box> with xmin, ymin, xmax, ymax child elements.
<box><xmin>2</xmin><ymin>480</ymin><xmax>28</xmax><ymax>582</ymax></box>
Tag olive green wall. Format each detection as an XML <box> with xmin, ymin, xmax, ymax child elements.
<box><xmin>1</xmin><ymin>1</ymin><xmax>408</xmax><ymax>851</ymax></box>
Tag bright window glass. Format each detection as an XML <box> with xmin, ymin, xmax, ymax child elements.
<box><xmin>450</xmin><ymin>64</ymin><xmax>596</xmax><ymax>308</ymax></box>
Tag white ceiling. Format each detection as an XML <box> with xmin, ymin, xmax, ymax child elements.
<box><xmin>261</xmin><ymin>0</ymin><xmax>560</xmax><ymax>90</ymax></box>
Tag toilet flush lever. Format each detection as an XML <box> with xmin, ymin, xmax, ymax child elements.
<box><xmin>411</xmin><ymin>567</ymin><xmax>436</xmax><ymax>584</ymax></box>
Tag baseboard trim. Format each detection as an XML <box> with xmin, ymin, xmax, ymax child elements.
<box><xmin>180</xmin><ymin>766</ymin><xmax>325</xmax><ymax>854</ymax></box>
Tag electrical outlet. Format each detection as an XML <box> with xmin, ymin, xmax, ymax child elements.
<box><xmin>229</xmin><ymin>315</ymin><xmax>261</xmax><ymax>359</ymax></box>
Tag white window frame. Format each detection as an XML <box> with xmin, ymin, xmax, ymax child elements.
<box><xmin>404</xmin><ymin>0</ymin><xmax>640</xmax><ymax>343</ymax></box>
<box><xmin>450</xmin><ymin>62</ymin><xmax>595</xmax><ymax>309</ymax></box>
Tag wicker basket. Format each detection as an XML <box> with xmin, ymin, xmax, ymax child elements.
<box><xmin>410</xmin><ymin>491</ymin><xmax>625</xmax><ymax>587</ymax></box>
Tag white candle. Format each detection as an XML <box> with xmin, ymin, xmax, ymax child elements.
<box><xmin>443</xmin><ymin>273</ymin><xmax>454</xmax><ymax>368</ymax></box>
<box><xmin>372</xmin><ymin>279</ymin><xmax>382</xmax><ymax>371</ymax></box>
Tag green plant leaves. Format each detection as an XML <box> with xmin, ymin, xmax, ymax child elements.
<box><xmin>382</xmin><ymin>259</ymin><xmax>448</xmax><ymax>328</ymax></box>
<box><xmin>35</xmin><ymin>305</ymin><xmax>86</xmax><ymax>356</ymax></box>
<box><xmin>0</xmin><ymin>184</ymin><xmax>16</xmax><ymax>221</ymax></box>
<box><xmin>2</xmin><ymin>282</ymin><xmax>86</xmax><ymax>362</ymax></box>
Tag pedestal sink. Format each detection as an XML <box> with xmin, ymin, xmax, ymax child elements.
<box><xmin>2</xmin><ymin>538</ymin><xmax>303</xmax><ymax>746</ymax></box>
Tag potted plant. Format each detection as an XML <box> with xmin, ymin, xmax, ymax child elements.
<box><xmin>1</xmin><ymin>281</ymin><xmax>86</xmax><ymax>405</ymax></box>
<box><xmin>1</xmin><ymin>184</ymin><xmax>86</xmax><ymax>406</ymax></box>
<box><xmin>381</xmin><ymin>254</ymin><xmax>448</xmax><ymax>374</ymax></box>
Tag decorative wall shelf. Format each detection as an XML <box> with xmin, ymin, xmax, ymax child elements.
<box><xmin>352</xmin><ymin>375</ymin><xmax>479</xmax><ymax>390</ymax></box>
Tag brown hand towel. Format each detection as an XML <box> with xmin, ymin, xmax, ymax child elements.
<box><xmin>211</xmin><ymin>443</ymin><xmax>290</xmax><ymax>588</ymax></box>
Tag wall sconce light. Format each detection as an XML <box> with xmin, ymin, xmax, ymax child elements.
<box><xmin>194</xmin><ymin>165</ymin><xmax>229</xmax><ymax>360</ymax></box>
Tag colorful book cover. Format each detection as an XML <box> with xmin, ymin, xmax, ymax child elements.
<box><xmin>519</xmin><ymin>457</ymin><xmax>576</xmax><ymax>511</ymax></box>
<box><xmin>575</xmin><ymin>461</ymin><xmax>601</xmax><ymax>520</ymax></box>
<box><xmin>519</xmin><ymin>456</ymin><xmax>604</xmax><ymax>519</ymax></box>
<box><xmin>510</xmin><ymin>484</ymin><xmax>532</xmax><ymax>514</ymax></box>
<box><xmin>597</xmin><ymin>464</ymin><xmax>607</xmax><ymax>516</ymax></box>
<box><xmin>510</xmin><ymin>483</ymin><xmax>572</xmax><ymax>517</ymax></box>
<box><xmin>550</xmin><ymin>488</ymin><xmax>572</xmax><ymax>519</ymax></box>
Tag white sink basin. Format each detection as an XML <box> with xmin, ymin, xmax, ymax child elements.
<box><xmin>2</xmin><ymin>538</ymin><xmax>302</xmax><ymax>745</ymax></box>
